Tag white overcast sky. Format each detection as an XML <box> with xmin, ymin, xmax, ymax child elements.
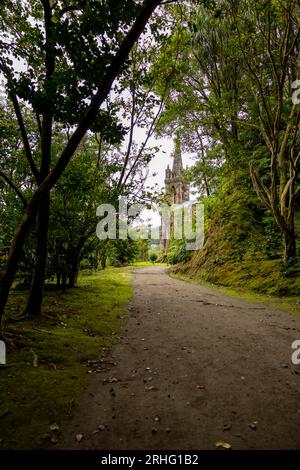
<box><xmin>135</xmin><ymin>130</ymin><xmax>195</xmax><ymax>226</ymax></box>
<box><xmin>2</xmin><ymin>14</ymin><xmax>196</xmax><ymax>227</ymax></box>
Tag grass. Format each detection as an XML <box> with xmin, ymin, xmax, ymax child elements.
<box><xmin>198</xmin><ymin>258</ymin><xmax>300</xmax><ymax>296</ymax></box>
<box><xmin>0</xmin><ymin>267</ymin><xmax>132</xmax><ymax>450</ymax></box>
<box><xmin>170</xmin><ymin>268</ymin><xmax>300</xmax><ymax>319</ymax></box>
<box><xmin>131</xmin><ymin>261</ymin><xmax>166</xmax><ymax>267</ymax></box>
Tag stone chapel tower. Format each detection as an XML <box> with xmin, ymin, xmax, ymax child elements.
<box><xmin>164</xmin><ymin>136</ymin><xmax>190</xmax><ymax>205</ymax></box>
<box><xmin>161</xmin><ymin>136</ymin><xmax>190</xmax><ymax>250</ymax></box>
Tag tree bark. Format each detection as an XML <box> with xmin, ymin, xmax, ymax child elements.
<box><xmin>0</xmin><ymin>208</ymin><xmax>37</xmax><ymax>321</ymax></box>
<box><xmin>284</xmin><ymin>228</ymin><xmax>296</xmax><ymax>262</ymax></box>
<box><xmin>56</xmin><ymin>271</ymin><xmax>61</xmax><ymax>288</ymax></box>
<box><xmin>68</xmin><ymin>233</ymin><xmax>92</xmax><ymax>287</ymax></box>
<box><xmin>61</xmin><ymin>266</ymin><xmax>67</xmax><ymax>294</ymax></box>
<box><xmin>22</xmin><ymin>0</ymin><xmax>54</xmax><ymax>318</ymax></box>
<box><xmin>23</xmin><ymin>194</ymin><xmax>50</xmax><ymax>317</ymax></box>
<box><xmin>68</xmin><ymin>251</ymin><xmax>81</xmax><ymax>288</ymax></box>
<box><xmin>101</xmin><ymin>254</ymin><xmax>107</xmax><ymax>270</ymax></box>
<box><xmin>0</xmin><ymin>0</ymin><xmax>163</xmax><ymax>323</ymax></box>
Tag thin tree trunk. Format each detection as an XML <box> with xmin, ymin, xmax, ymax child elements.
<box><xmin>61</xmin><ymin>267</ymin><xmax>67</xmax><ymax>294</ymax></box>
<box><xmin>0</xmin><ymin>209</ymin><xmax>36</xmax><ymax>323</ymax></box>
<box><xmin>24</xmin><ymin>194</ymin><xmax>50</xmax><ymax>317</ymax></box>
<box><xmin>101</xmin><ymin>254</ymin><xmax>107</xmax><ymax>270</ymax></box>
<box><xmin>0</xmin><ymin>0</ymin><xmax>163</xmax><ymax>324</ymax></box>
<box><xmin>284</xmin><ymin>227</ymin><xmax>296</xmax><ymax>262</ymax></box>
<box><xmin>23</xmin><ymin>0</ymin><xmax>54</xmax><ymax>317</ymax></box>
<box><xmin>68</xmin><ymin>253</ymin><xmax>80</xmax><ymax>288</ymax></box>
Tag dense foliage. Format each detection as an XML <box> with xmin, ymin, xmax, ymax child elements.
<box><xmin>1</xmin><ymin>0</ymin><xmax>300</xmax><ymax>328</ymax></box>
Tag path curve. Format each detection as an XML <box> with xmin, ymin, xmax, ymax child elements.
<box><xmin>58</xmin><ymin>266</ymin><xmax>300</xmax><ymax>450</ymax></box>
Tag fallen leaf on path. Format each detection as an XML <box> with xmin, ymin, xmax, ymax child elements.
<box><xmin>249</xmin><ymin>421</ymin><xmax>258</xmax><ymax>430</ymax></box>
<box><xmin>50</xmin><ymin>423</ymin><xmax>60</xmax><ymax>432</ymax></box>
<box><xmin>215</xmin><ymin>440</ymin><xmax>231</xmax><ymax>449</ymax></box>
<box><xmin>76</xmin><ymin>433</ymin><xmax>84</xmax><ymax>442</ymax></box>
<box><xmin>223</xmin><ymin>424</ymin><xmax>232</xmax><ymax>431</ymax></box>
<box><xmin>68</xmin><ymin>398</ymin><xmax>75</xmax><ymax>416</ymax></box>
<box><xmin>49</xmin><ymin>423</ymin><xmax>60</xmax><ymax>445</ymax></box>
<box><xmin>98</xmin><ymin>425</ymin><xmax>106</xmax><ymax>431</ymax></box>
<box><xmin>103</xmin><ymin>377</ymin><xmax>118</xmax><ymax>384</ymax></box>
<box><xmin>30</xmin><ymin>348</ymin><xmax>38</xmax><ymax>368</ymax></box>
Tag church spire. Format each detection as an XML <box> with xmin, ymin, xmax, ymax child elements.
<box><xmin>164</xmin><ymin>132</ymin><xmax>190</xmax><ymax>206</ymax></box>
<box><xmin>172</xmin><ymin>132</ymin><xmax>183</xmax><ymax>176</ymax></box>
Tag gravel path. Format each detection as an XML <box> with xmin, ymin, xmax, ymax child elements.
<box><xmin>57</xmin><ymin>266</ymin><xmax>300</xmax><ymax>450</ymax></box>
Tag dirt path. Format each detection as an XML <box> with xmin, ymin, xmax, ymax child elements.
<box><xmin>58</xmin><ymin>266</ymin><xmax>300</xmax><ymax>450</ymax></box>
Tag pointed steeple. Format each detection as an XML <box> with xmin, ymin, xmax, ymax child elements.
<box><xmin>164</xmin><ymin>131</ymin><xmax>189</xmax><ymax>206</ymax></box>
<box><xmin>172</xmin><ymin>132</ymin><xmax>183</xmax><ymax>176</ymax></box>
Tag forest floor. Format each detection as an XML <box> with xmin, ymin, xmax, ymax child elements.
<box><xmin>56</xmin><ymin>266</ymin><xmax>300</xmax><ymax>450</ymax></box>
<box><xmin>0</xmin><ymin>268</ymin><xmax>131</xmax><ymax>449</ymax></box>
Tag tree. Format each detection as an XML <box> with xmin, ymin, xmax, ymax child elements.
<box><xmin>107</xmin><ymin>239</ymin><xmax>138</xmax><ymax>266</ymax></box>
<box><xmin>156</xmin><ymin>0</ymin><xmax>300</xmax><ymax>262</ymax></box>
<box><xmin>0</xmin><ymin>0</ymin><xmax>168</xmax><ymax>325</ymax></box>
<box><xmin>236</xmin><ymin>0</ymin><xmax>300</xmax><ymax>261</ymax></box>
<box><xmin>192</xmin><ymin>0</ymin><xmax>300</xmax><ymax>261</ymax></box>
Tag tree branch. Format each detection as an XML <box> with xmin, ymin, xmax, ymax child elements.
<box><xmin>0</xmin><ymin>170</ymin><xmax>28</xmax><ymax>209</ymax></box>
<box><xmin>9</xmin><ymin>93</ymin><xmax>40</xmax><ymax>182</ymax></box>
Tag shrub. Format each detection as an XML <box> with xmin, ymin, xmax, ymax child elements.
<box><xmin>149</xmin><ymin>251</ymin><xmax>158</xmax><ymax>263</ymax></box>
<box><xmin>167</xmin><ymin>239</ymin><xmax>192</xmax><ymax>265</ymax></box>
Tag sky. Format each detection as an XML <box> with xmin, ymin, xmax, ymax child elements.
<box><xmin>2</xmin><ymin>11</ymin><xmax>195</xmax><ymax>228</ymax></box>
<box><xmin>137</xmin><ymin>132</ymin><xmax>195</xmax><ymax>226</ymax></box>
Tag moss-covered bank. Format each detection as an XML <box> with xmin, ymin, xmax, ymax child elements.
<box><xmin>0</xmin><ymin>268</ymin><xmax>131</xmax><ymax>449</ymax></box>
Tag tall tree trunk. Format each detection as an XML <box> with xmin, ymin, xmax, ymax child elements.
<box><xmin>0</xmin><ymin>209</ymin><xmax>37</xmax><ymax>322</ymax></box>
<box><xmin>68</xmin><ymin>236</ymin><xmax>89</xmax><ymax>288</ymax></box>
<box><xmin>0</xmin><ymin>0</ymin><xmax>164</xmax><ymax>325</ymax></box>
<box><xmin>68</xmin><ymin>252</ymin><xmax>80</xmax><ymax>288</ymax></box>
<box><xmin>24</xmin><ymin>194</ymin><xmax>50</xmax><ymax>317</ymax></box>
<box><xmin>101</xmin><ymin>254</ymin><xmax>107</xmax><ymax>270</ymax></box>
<box><xmin>284</xmin><ymin>227</ymin><xmax>296</xmax><ymax>262</ymax></box>
<box><xmin>61</xmin><ymin>266</ymin><xmax>67</xmax><ymax>294</ymax></box>
<box><xmin>56</xmin><ymin>271</ymin><xmax>61</xmax><ymax>288</ymax></box>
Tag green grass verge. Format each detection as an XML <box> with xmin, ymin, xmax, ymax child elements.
<box><xmin>0</xmin><ymin>267</ymin><xmax>132</xmax><ymax>450</ymax></box>
<box><xmin>169</xmin><ymin>269</ymin><xmax>300</xmax><ymax>318</ymax></box>
<box><xmin>131</xmin><ymin>261</ymin><xmax>166</xmax><ymax>268</ymax></box>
